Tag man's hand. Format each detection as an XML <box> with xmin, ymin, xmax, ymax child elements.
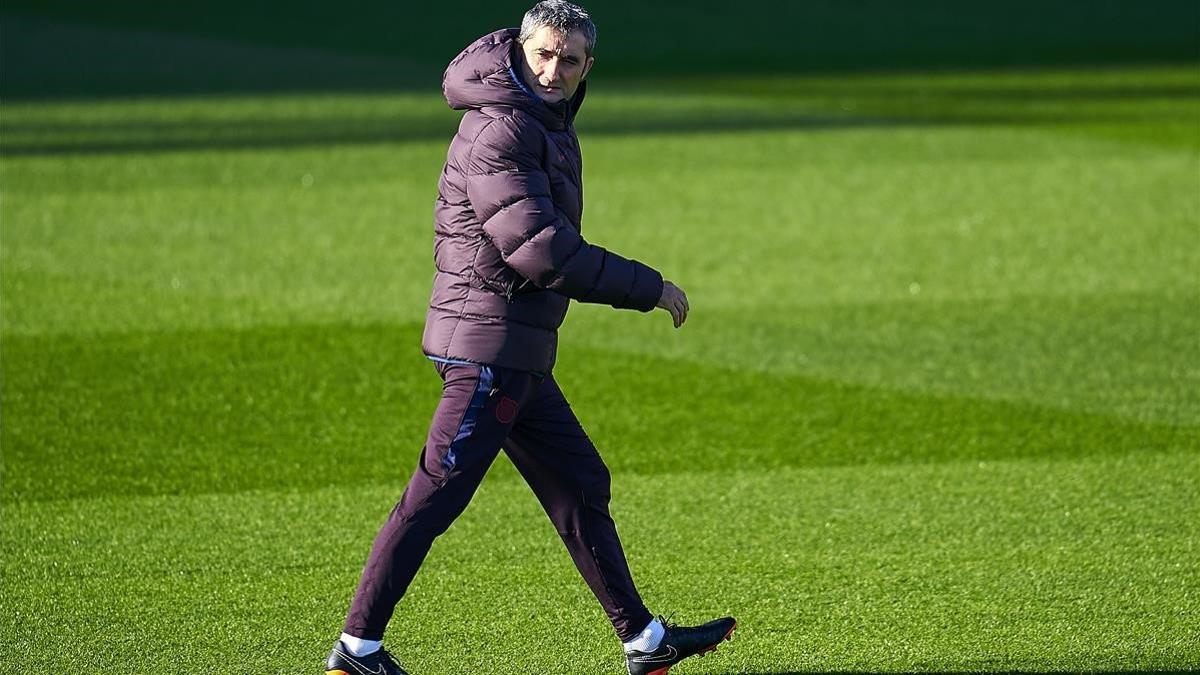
<box><xmin>656</xmin><ymin>280</ymin><xmax>690</xmax><ymax>329</ymax></box>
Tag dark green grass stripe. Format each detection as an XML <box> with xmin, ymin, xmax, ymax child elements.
<box><xmin>3</xmin><ymin>321</ymin><xmax>1195</xmax><ymax>503</ymax></box>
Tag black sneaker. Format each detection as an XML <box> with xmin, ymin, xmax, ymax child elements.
<box><xmin>324</xmin><ymin>640</ymin><xmax>410</xmax><ymax>675</ymax></box>
<box><xmin>625</xmin><ymin>615</ymin><xmax>737</xmax><ymax>675</ymax></box>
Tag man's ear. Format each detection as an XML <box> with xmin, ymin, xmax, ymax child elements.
<box><xmin>582</xmin><ymin>56</ymin><xmax>595</xmax><ymax>80</ymax></box>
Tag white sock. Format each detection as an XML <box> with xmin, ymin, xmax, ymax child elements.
<box><xmin>339</xmin><ymin>632</ymin><xmax>382</xmax><ymax>657</ymax></box>
<box><xmin>622</xmin><ymin>618</ymin><xmax>665</xmax><ymax>653</ymax></box>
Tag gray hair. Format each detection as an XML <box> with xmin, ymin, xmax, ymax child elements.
<box><xmin>519</xmin><ymin>1</ymin><xmax>597</xmax><ymax>56</ymax></box>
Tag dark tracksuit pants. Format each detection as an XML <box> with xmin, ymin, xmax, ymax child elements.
<box><xmin>343</xmin><ymin>360</ymin><xmax>653</xmax><ymax>642</ymax></box>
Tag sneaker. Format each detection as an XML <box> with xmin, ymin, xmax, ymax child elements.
<box><xmin>325</xmin><ymin>640</ymin><xmax>410</xmax><ymax>675</ymax></box>
<box><xmin>625</xmin><ymin>615</ymin><xmax>737</xmax><ymax>675</ymax></box>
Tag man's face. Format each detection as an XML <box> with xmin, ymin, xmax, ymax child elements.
<box><xmin>519</xmin><ymin>25</ymin><xmax>594</xmax><ymax>104</ymax></box>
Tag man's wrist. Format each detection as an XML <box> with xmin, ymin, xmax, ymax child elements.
<box><xmin>637</xmin><ymin>266</ymin><xmax>666</xmax><ymax>313</ymax></box>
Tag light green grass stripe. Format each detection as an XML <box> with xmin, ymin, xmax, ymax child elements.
<box><xmin>3</xmin><ymin>452</ymin><xmax>1196</xmax><ymax>672</ymax></box>
<box><xmin>3</xmin><ymin>124</ymin><xmax>1195</xmax><ymax>338</ymax></box>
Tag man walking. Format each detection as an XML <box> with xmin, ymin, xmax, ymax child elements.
<box><xmin>326</xmin><ymin>3</ymin><xmax>735</xmax><ymax>673</ymax></box>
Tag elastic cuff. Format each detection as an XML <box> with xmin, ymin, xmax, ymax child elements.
<box><xmin>340</xmin><ymin>623</ymin><xmax>385</xmax><ymax>642</ymax></box>
<box><xmin>614</xmin><ymin>607</ymin><xmax>655</xmax><ymax>643</ymax></box>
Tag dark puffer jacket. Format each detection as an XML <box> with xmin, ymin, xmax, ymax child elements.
<box><xmin>421</xmin><ymin>28</ymin><xmax>665</xmax><ymax>373</ymax></box>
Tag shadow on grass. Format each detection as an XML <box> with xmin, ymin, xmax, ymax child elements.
<box><xmin>3</xmin><ymin>1</ymin><xmax>1199</xmax><ymax>100</ymax></box>
<box><xmin>665</xmin><ymin>81</ymin><xmax>1200</xmax><ymax>102</ymax></box>
<box><xmin>5</xmin><ymin>8</ymin><xmax>1196</xmax><ymax>157</ymax></box>
<box><xmin>3</xmin><ymin>107</ymin><xmax>1195</xmax><ymax>157</ymax></box>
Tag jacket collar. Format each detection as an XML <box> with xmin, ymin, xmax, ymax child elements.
<box><xmin>443</xmin><ymin>28</ymin><xmax>587</xmax><ymax>132</ymax></box>
<box><xmin>507</xmin><ymin>63</ymin><xmax>588</xmax><ymax>130</ymax></box>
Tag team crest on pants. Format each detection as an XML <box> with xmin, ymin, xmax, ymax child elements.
<box><xmin>495</xmin><ymin>396</ymin><xmax>518</xmax><ymax>424</ymax></box>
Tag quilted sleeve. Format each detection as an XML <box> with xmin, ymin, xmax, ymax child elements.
<box><xmin>465</xmin><ymin>117</ymin><xmax>663</xmax><ymax>311</ymax></box>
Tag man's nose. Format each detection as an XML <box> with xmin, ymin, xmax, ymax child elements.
<box><xmin>543</xmin><ymin>59</ymin><xmax>560</xmax><ymax>83</ymax></box>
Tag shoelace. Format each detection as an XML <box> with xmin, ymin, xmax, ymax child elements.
<box><xmin>381</xmin><ymin>649</ymin><xmax>405</xmax><ymax>672</ymax></box>
<box><xmin>655</xmin><ymin>612</ymin><xmax>678</xmax><ymax>631</ymax></box>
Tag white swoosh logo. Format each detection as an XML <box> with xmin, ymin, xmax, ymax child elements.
<box><xmin>631</xmin><ymin>644</ymin><xmax>678</xmax><ymax>664</ymax></box>
<box><xmin>334</xmin><ymin>650</ymin><xmax>388</xmax><ymax>675</ymax></box>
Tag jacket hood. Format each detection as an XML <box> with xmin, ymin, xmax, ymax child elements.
<box><xmin>442</xmin><ymin>28</ymin><xmax>587</xmax><ymax>131</ymax></box>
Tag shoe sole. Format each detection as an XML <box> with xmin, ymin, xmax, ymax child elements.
<box><xmin>644</xmin><ymin>620</ymin><xmax>737</xmax><ymax>675</ymax></box>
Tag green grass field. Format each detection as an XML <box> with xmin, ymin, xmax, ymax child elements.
<box><xmin>2</xmin><ymin>63</ymin><xmax>1198</xmax><ymax>672</ymax></box>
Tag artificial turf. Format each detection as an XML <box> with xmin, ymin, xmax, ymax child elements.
<box><xmin>2</xmin><ymin>64</ymin><xmax>1197</xmax><ymax>672</ymax></box>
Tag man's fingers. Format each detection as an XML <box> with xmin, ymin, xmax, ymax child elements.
<box><xmin>660</xmin><ymin>302</ymin><xmax>678</xmax><ymax>327</ymax></box>
<box><xmin>658</xmin><ymin>283</ymin><xmax>689</xmax><ymax>328</ymax></box>
<box><xmin>676</xmin><ymin>289</ymin><xmax>689</xmax><ymax>317</ymax></box>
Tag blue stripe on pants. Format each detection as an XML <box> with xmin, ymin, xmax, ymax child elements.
<box><xmin>443</xmin><ymin>365</ymin><xmax>494</xmax><ymax>472</ymax></box>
